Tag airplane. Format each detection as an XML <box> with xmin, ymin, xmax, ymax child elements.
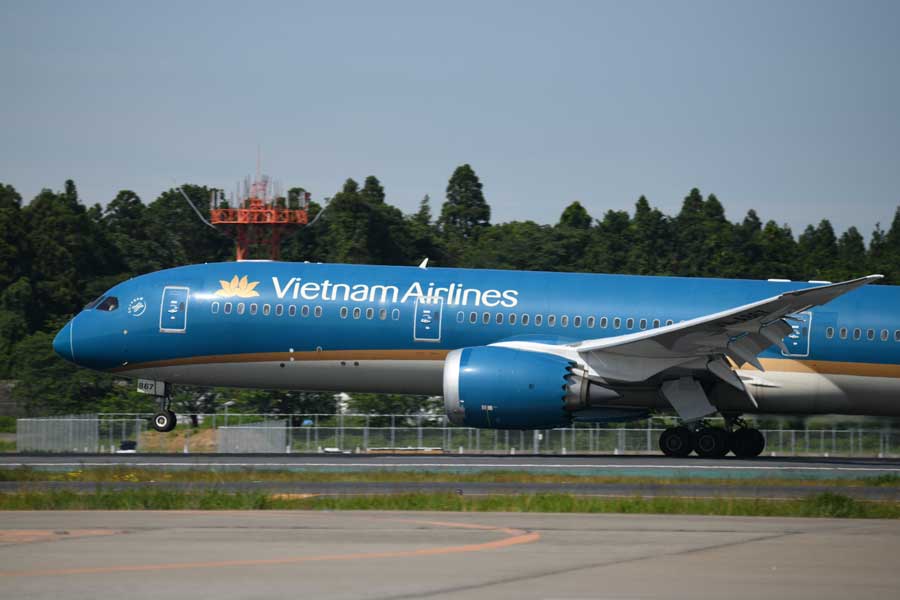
<box><xmin>52</xmin><ymin>261</ymin><xmax>900</xmax><ymax>458</ymax></box>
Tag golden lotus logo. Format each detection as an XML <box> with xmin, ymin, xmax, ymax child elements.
<box><xmin>216</xmin><ymin>275</ymin><xmax>260</xmax><ymax>298</ymax></box>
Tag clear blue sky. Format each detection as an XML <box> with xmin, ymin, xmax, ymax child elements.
<box><xmin>2</xmin><ymin>0</ymin><xmax>899</xmax><ymax>238</ymax></box>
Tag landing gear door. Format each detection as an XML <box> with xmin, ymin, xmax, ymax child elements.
<box><xmin>159</xmin><ymin>286</ymin><xmax>190</xmax><ymax>333</ymax></box>
<box><xmin>781</xmin><ymin>311</ymin><xmax>812</xmax><ymax>357</ymax></box>
<box><xmin>413</xmin><ymin>297</ymin><xmax>443</xmax><ymax>342</ymax></box>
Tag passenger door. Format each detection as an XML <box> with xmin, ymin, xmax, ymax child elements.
<box><xmin>413</xmin><ymin>297</ymin><xmax>443</xmax><ymax>342</ymax></box>
<box><xmin>159</xmin><ymin>286</ymin><xmax>190</xmax><ymax>333</ymax></box>
<box><xmin>781</xmin><ymin>311</ymin><xmax>812</xmax><ymax>357</ymax></box>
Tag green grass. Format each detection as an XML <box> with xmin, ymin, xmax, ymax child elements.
<box><xmin>0</xmin><ymin>489</ymin><xmax>896</xmax><ymax>518</ymax></box>
<box><xmin>0</xmin><ymin>440</ymin><xmax>15</xmax><ymax>453</ymax></box>
<box><xmin>0</xmin><ymin>466</ymin><xmax>898</xmax><ymax>487</ymax></box>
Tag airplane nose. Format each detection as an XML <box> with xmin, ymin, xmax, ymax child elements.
<box><xmin>53</xmin><ymin>321</ymin><xmax>74</xmax><ymax>363</ymax></box>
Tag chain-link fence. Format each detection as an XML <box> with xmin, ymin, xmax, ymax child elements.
<box><xmin>218</xmin><ymin>420</ymin><xmax>288</xmax><ymax>453</ymax></box>
<box><xmin>17</xmin><ymin>415</ymin><xmax>99</xmax><ymax>453</ymax></box>
<box><xmin>17</xmin><ymin>416</ymin><xmax>145</xmax><ymax>453</ymax></box>
<box><xmin>14</xmin><ymin>413</ymin><xmax>899</xmax><ymax>456</ymax></box>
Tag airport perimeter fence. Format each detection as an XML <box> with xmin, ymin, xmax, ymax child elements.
<box><xmin>217</xmin><ymin>420</ymin><xmax>288</xmax><ymax>453</ymax></box>
<box><xmin>12</xmin><ymin>413</ymin><xmax>900</xmax><ymax>457</ymax></box>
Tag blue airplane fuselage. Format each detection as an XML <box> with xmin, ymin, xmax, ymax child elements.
<box><xmin>53</xmin><ymin>261</ymin><xmax>900</xmax><ymax>418</ymax></box>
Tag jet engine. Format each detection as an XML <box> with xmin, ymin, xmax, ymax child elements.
<box><xmin>443</xmin><ymin>346</ymin><xmax>626</xmax><ymax>429</ymax></box>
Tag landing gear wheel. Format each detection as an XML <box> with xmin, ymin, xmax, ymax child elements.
<box><xmin>693</xmin><ymin>427</ymin><xmax>729</xmax><ymax>458</ymax></box>
<box><xmin>659</xmin><ymin>427</ymin><xmax>693</xmax><ymax>457</ymax></box>
<box><xmin>729</xmin><ymin>428</ymin><xmax>765</xmax><ymax>459</ymax></box>
<box><xmin>151</xmin><ymin>410</ymin><xmax>177</xmax><ymax>433</ymax></box>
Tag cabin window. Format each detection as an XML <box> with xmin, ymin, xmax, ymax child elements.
<box><xmin>560</xmin><ymin>315</ymin><xmax>569</xmax><ymax>327</ymax></box>
<box><xmin>867</xmin><ymin>328</ymin><xmax>875</xmax><ymax>341</ymax></box>
<box><xmin>626</xmin><ymin>318</ymin><xmax>634</xmax><ymax>330</ymax></box>
<box><xmin>853</xmin><ymin>328</ymin><xmax>861</xmax><ymax>340</ymax></box>
<box><xmin>881</xmin><ymin>329</ymin><xmax>889</xmax><ymax>342</ymax></box>
<box><xmin>652</xmin><ymin>319</ymin><xmax>660</xmax><ymax>328</ymax></box>
<box><xmin>366</xmin><ymin>307</ymin><xmax>374</xmax><ymax>319</ymax></box>
<box><xmin>379</xmin><ymin>308</ymin><xmax>387</xmax><ymax>320</ymax></box>
<box><xmin>495</xmin><ymin>313</ymin><xmax>503</xmax><ymax>324</ymax></box>
<box><xmin>548</xmin><ymin>315</ymin><xmax>557</xmax><ymax>327</ymax></box>
<box><xmin>586</xmin><ymin>316</ymin><xmax>595</xmax><ymax>328</ymax></box>
<box><xmin>391</xmin><ymin>308</ymin><xmax>400</xmax><ymax>320</ymax></box>
<box><xmin>224</xmin><ymin>302</ymin><xmax>232</xmax><ymax>314</ymax></box>
<box><xmin>639</xmin><ymin>318</ymin><xmax>647</xmax><ymax>330</ymax></box>
<box><xmin>665</xmin><ymin>319</ymin><xmax>674</xmax><ymax>326</ymax></box>
<box><xmin>535</xmin><ymin>314</ymin><xmax>543</xmax><ymax>327</ymax></box>
<box><xmin>613</xmin><ymin>317</ymin><xmax>621</xmax><ymax>329</ymax></box>
<box><xmin>249</xmin><ymin>303</ymin><xmax>258</xmax><ymax>315</ymax></box>
<box><xmin>353</xmin><ymin>307</ymin><xmax>361</xmax><ymax>319</ymax></box>
<box><xmin>236</xmin><ymin>303</ymin><xmax>245</xmax><ymax>315</ymax></box>
<box><xmin>521</xmin><ymin>314</ymin><xmax>530</xmax><ymax>326</ymax></box>
<box><xmin>340</xmin><ymin>307</ymin><xmax>348</xmax><ymax>319</ymax></box>
<box><xmin>839</xmin><ymin>327</ymin><xmax>848</xmax><ymax>339</ymax></box>
<box><xmin>573</xmin><ymin>316</ymin><xmax>582</xmax><ymax>328</ymax></box>
<box><xmin>211</xmin><ymin>301</ymin><xmax>220</xmax><ymax>314</ymax></box>
<box><xmin>457</xmin><ymin>311</ymin><xmax>464</xmax><ymax>323</ymax></box>
<box><xmin>288</xmin><ymin>305</ymin><xmax>297</xmax><ymax>317</ymax></box>
<box><xmin>469</xmin><ymin>312</ymin><xmax>477</xmax><ymax>324</ymax></box>
<box><xmin>275</xmin><ymin>304</ymin><xmax>284</xmax><ymax>317</ymax></box>
<box><xmin>509</xmin><ymin>313</ymin><xmax>517</xmax><ymax>325</ymax></box>
<box><xmin>600</xmin><ymin>317</ymin><xmax>608</xmax><ymax>329</ymax></box>
<box><xmin>826</xmin><ymin>327</ymin><xmax>834</xmax><ymax>339</ymax></box>
<box><xmin>314</xmin><ymin>306</ymin><xmax>322</xmax><ymax>318</ymax></box>
<box><xmin>301</xmin><ymin>305</ymin><xmax>310</xmax><ymax>317</ymax></box>
<box><xmin>262</xmin><ymin>304</ymin><xmax>271</xmax><ymax>316</ymax></box>
<box><xmin>96</xmin><ymin>296</ymin><xmax>119</xmax><ymax>311</ymax></box>
<box><xmin>482</xmin><ymin>312</ymin><xmax>490</xmax><ymax>324</ymax></box>
<box><xmin>895</xmin><ymin>330</ymin><xmax>900</xmax><ymax>342</ymax></box>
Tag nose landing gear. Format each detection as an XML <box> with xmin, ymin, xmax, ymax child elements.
<box><xmin>151</xmin><ymin>396</ymin><xmax>177</xmax><ymax>433</ymax></box>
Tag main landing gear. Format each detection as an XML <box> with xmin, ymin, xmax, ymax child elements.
<box><xmin>659</xmin><ymin>420</ymin><xmax>765</xmax><ymax>459</ymax></box>
<box><xmin>151</xmin><ymin>396</ymin><xmax>177</xmax><ymax>433</ymax></box>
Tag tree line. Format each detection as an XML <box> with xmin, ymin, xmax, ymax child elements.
<box><xmin>1</xmin><ymin>165</ymin><xmax>899</xmax><ymax>417</ymax></box>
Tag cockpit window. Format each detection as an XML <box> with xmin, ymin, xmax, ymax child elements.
<box><xmin>96</xmin><ymin>296</ymin><xmax>119</xmax><ymax>311</ymax></box>
<box><xmin>84</xmin><ymin>296</ymin><xmax>105</xmax><ymax>310</ymax></box>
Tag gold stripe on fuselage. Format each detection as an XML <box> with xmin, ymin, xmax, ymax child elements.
<box><xmin>113</xmin><ymin>351</ymin><xmax>900</xmax><ymax>379</ymax></box>
<box><xmin>112</xmin><ymin>349</ymin><xmax>452</xmax><ymax>373</ymax></box>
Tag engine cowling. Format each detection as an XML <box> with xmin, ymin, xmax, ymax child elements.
<box><xmin>443</xmin><ymin>346</ymin><xmax>597</xmax><ymax>429</ymax></box>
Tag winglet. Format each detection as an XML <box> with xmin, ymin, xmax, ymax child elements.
<box><xmin>418</xmin><ymin>258</ymin><xmax>429</xmax><ymax>269</ymax></box>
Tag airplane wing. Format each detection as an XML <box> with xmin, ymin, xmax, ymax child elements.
<box><xmin>492</xmin><ymin>275</ymin><xmax>882</xmax><ymax>415</ymax></box>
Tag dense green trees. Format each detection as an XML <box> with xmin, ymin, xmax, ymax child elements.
<box><xmin>1</xmin><ymin>166</ymin><xmax>898</xmax><ymax>416</ymax></box>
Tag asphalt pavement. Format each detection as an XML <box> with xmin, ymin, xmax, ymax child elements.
<box><xmin>1</xmin><ymin>510</ymin><xmax>898</xmax><ymax>599</ymax></box>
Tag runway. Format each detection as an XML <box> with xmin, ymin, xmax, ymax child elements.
<box><xmin>1</xmin><ymin>510</ymin><xmax>898</xmax><ymax>599</ymax></box>
<box><xmin>4</xmin><ymin>453</ymin><xmax>900</xmax><ymax>479</ymax></box>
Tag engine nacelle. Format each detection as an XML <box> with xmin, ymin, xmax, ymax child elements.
<box><xmin>443</xmin><ymin>346</ymin><xmax>619</xmax><ymax>429</ymax></box>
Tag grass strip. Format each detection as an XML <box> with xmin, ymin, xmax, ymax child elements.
<box><xmin>0</xmin><ymin>489</ymin><xmax>897</xmax><ymax>518</ymax></box>
<box><xmin>0</xmin><ymin>466</ymin><xmax>897</xmax><ymax>488</ymax></box>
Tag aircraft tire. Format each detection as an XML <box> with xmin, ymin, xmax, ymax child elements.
<box><xmin>728</xmin><ymin>427</ymin><xmax>766</xmax><ymax>458</ymax></box>
<box><xmin>659</xmin><ymin>427</ymin><xmax>693</xmax><ymax>457</ymax></box>
<box><xmin>693</xmin><ymin>427</ymin><xmax>729</xmax><ymax>458</ymax></box>
<box><xmin>730</xmin><ymin>428</ymin><xmax>765</xmax><ymax>459</ymax></box>
<box><xmin>152</xmin><ymin>411</ymin><xmax>177</xmax><ymax>433</ymax></box>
